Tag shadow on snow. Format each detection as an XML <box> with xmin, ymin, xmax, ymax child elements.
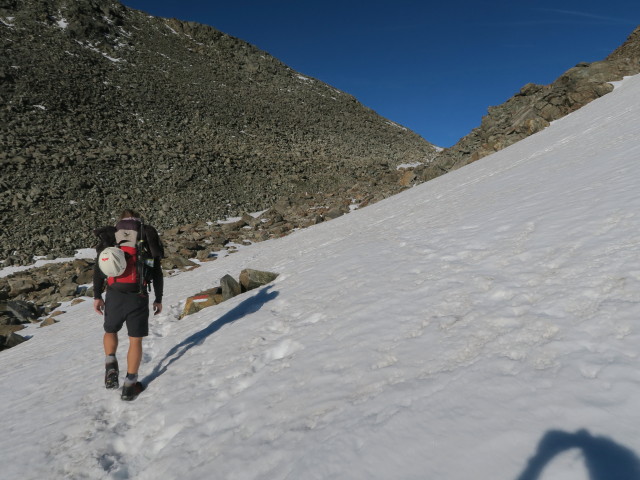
<box><xmin>517</xmin><ymin>429</ymin><xmax>640</xmax><ymax>480</ymax></box>
<box><xmin>142</xmin><ymin>286</ymin><xmax>279</xmax><ymax>387</ymax></box>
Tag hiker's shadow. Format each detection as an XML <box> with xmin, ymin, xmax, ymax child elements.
<box><xmin>143</xmin><ymin>286</ymin><xmax>279</xmax><ymax>387</ymax></box>
<box><xmin>516</xmin><ymin>429</ymin><xmax>640</xmax><ymax>480</ymax></box>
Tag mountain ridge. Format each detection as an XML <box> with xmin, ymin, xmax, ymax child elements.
<box><xmin>0</xmin><ymin>0</ymin><xmax>436</xmax><ymax>260</ymax></box>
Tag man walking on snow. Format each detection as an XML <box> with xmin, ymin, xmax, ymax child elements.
<box><xmin>93</xmin><ymin>209</ymin><xmax>164</xmax><ymax>401</ymax></box>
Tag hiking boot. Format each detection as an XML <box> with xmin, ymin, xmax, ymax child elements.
<box><xmin>105</xmin><ymin>361</ymin><xmax>119</xmax><ymax>389</ymax></box>
<box><xmin>121</xmin><ymin>381</ymin><xmax>145</xmax><ymax>401</ymax></box>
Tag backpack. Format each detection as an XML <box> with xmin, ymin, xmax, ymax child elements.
<box><xmin>95</xmin><ymin>217</ymin><xmax>164</xmax><ymax>293</ymax></box>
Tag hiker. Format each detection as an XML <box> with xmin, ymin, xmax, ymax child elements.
<box><xmin>92</xmin><ymin>209</ymin><xmax>164</xmax><ymax>401</ymax></box>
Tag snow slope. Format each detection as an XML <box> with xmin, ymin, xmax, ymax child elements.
<box><xmin>2</xmin><ymin>75</ymin><xmax>640</xmax><ymax>480</ymax></box>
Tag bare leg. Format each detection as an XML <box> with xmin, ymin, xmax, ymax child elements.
<box><xmin>127</xmin><ymin>337</ymin><xmax>143</xmax><ymax>375</ymax></box>
<box><xmin>104</xmin><ymin>332</ymin><xmax>118</xmax><ymax>356</ymax></box>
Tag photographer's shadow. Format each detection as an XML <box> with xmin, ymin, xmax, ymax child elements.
<box><xmin>143</xmin><ymin>286</ymin><xmax>279</xmax><ymax>386</ymax></box>
<box><xmin>517</xmin><ymin>429</ymin><xmax>640</xmax><ymax>480</ymax></box>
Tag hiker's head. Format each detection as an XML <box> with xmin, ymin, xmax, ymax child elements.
<box><xmin>119</xmin><ymin>208</ymin><xmax>141</xmax><ymax>220</ymax></box>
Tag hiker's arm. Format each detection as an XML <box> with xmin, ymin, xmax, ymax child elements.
<box><xmin>93</xmin><ymin>261</ymin><xmax>106</xmax><ymax>301</ymax></box>
<box><xmin>152</xmin><ymin>257</ymin><xmax>163</xmax><ymax>305</ymax></box>
<box><xmin>92</xmin><ymin>262</ymin><xmax>106</xmax><ymax>315</ymax></box>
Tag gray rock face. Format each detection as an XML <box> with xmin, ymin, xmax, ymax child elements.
<box><xmin>0</xmin><ymin>0</ymin><xmax>437</xmax><ymax>262</ymax></box>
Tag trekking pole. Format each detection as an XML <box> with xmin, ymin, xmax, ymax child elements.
<box><xmin>137</xmin><ymin>217</ymin><xmax>146</xmax><ymax>294</ymax></box>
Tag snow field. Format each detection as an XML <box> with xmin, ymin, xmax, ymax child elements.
<box><xmin>1</xmin><ymin>74</ymin><xmax>640</xmax><ymax>479</ymax></box>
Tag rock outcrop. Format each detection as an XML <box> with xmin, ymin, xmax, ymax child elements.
<box><xmin>420</xmin><ymin>26</ymin><xmax>640</xmax><ymax>179</ymax></box>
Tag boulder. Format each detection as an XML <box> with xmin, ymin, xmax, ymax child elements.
<box><xmin>6</xmin><ymin>300</ymin><xmax>39</xmax><ymax>323</ymax></box>
<box><xmin>195</xmin><ymin>250</ymin><xmax>216</xmax><ymax>261</ymax></box>
<box><xmin>58</xmin><ymin>280</ymin><xmax>79</xmax><ymax>298</ymax></box>
<box><xmin>75</xmin><ymin>266</ymin><xmax>94</xmax><ymax>285</ymax></box>
<box><xmin>7</xmin><ymin>277</ymin><xmax>37</xmax><ymax>296</ymax></box>
<box><xmin>220</xmin><ymin>274</ymin><xmax>241</xmax><ymax>301</ymax></box>
<box><xmin>0</xmin><ymin>324</ymin><xmax>25</xmax><ymax>336</ymax></box>
<box><xmin>324</xmin><ymin>207</ymin><xmax>346</xmax><ymax>220</ymax></box>
<box><xmin>0</xmin><ymin>332</ymin><xmax>27</xmax><ymax>351</ymax></box>
<box><xmin>239</xmin><ymin>269</ymin><xmax>279</xmax><ymax>292</ymax></box>
<box><xmin>398</xmin><ymin>170</ymin><xmax>417</xmax><ymax>187</ymax></box>
<box><xmin>240</xmin><ymin>212</ymin><xmax>259</xmax><ymax>228</ymax></box>
<box><xmin>162</xmin><ymin>255</ymin><xmax>198</xmax><ymax>270</ymax></box>
<box><xmin>40</xmin><ymin>317</ymin><xmax>59</xmax><ymax>328</ymax></box>
<box><xmin>42</xmin><ymin>303</ymin><xmax>62</xmax><ymax>315</ymax></box>
<box><xmin>181</xmin><ymin>287</ymin><xmax>223</xmax><ymax>318</ymax></box>
<box><xmin>0</xmin><ymin>313</ymin><xmax>20</xmax><ymax>326</ymax></box>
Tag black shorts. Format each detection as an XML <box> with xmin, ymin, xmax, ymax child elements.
<box><xmin>104</xmin><ymin>289</ymin><xmax>149</xmax><ymax>337</ymax></box>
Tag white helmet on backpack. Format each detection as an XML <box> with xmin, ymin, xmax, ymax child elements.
<box><xmin>98</xmin><ymin>247</ymin><xmax>127</xmax><ymax>277</ymax></box>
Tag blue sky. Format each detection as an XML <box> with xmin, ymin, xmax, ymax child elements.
<box><xmin>120</xmin><ymin>0</ymin><xmax>639</xmax><ymax>147</ymax></box>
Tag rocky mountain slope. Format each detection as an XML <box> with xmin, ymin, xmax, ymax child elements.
<box><xmin>418</xmin><ymin>25</ymin><xmax>640</xmax><ymax>180</ymax></box>
<box><xmin>0</xmin><ymin>0</ymin><xmax>437</xmax><ymax>262</ymax></box>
